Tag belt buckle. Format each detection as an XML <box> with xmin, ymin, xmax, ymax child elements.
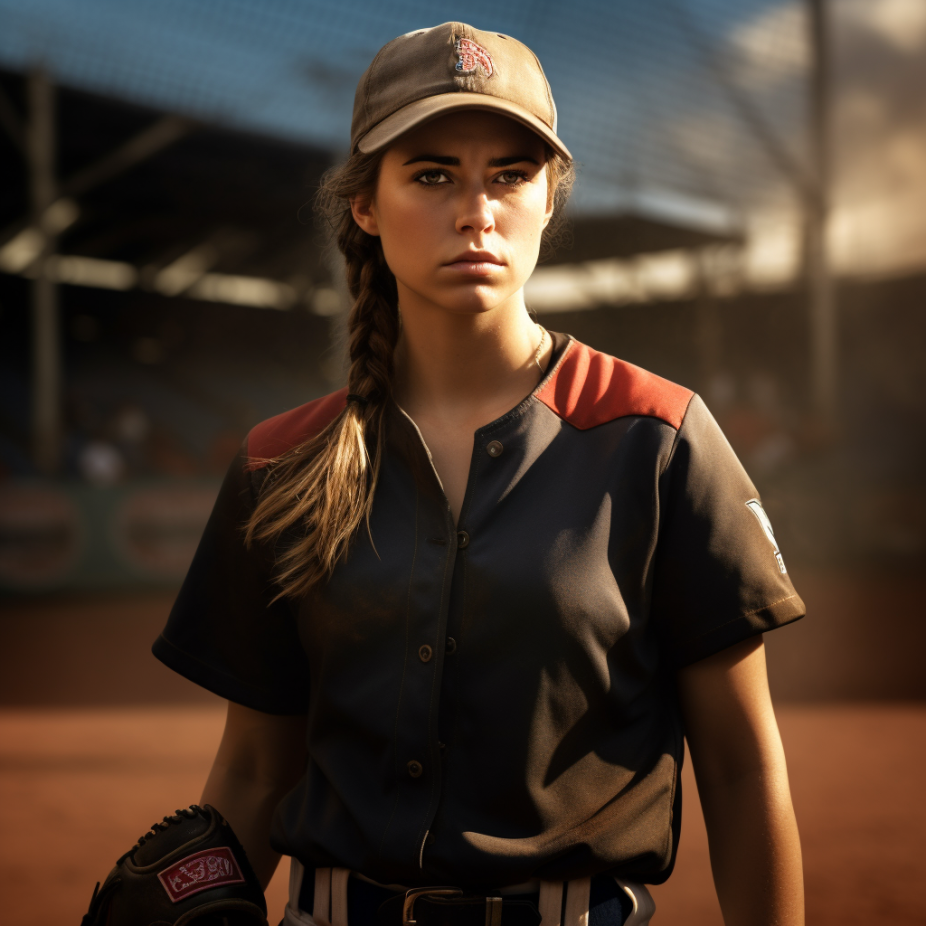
<box><xmin>402</xmin><ymin>886</ymin><xmax>464</xmax><ymax>926</ymax></box>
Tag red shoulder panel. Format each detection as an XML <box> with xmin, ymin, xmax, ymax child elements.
<box><xmin>247</xmin><ymin>387</ymin><xmax>348</xmax><ymax>466</ymax></box>
<box><xmin>535</xmin><ymin>340</ymin><xmax>693</xmax><ymax>430</ymax></box>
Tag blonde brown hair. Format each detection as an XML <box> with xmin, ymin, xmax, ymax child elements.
<box><xmin>246</xmin><ymin>146</ymin><xmax>574</xmax><ymax>601</ymax></box>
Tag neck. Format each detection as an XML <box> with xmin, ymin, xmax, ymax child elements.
<box><xmin>392</xmin><ymin>289</ymin><xmax>551</xmax><ymax>418</ymax></box>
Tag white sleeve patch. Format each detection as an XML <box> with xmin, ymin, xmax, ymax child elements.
<box><xmin>745</xmin><ymin>499</ymin><xmax>787</xmax><ymax>574</ymax></box>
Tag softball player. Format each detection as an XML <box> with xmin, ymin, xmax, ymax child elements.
<box><xmin>153</xmin><ymin>22</ymin><xmax>806</xmax><ymax>926</ymax></box>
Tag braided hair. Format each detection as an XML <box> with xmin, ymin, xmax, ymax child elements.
<box><xmin>246</xmin><ymin>146</ymin><xmax>573</xmax><ymax>601</ymax></box>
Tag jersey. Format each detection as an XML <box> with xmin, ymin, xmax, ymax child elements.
<box><xmin>153</xmin><ymin>332</ymin><xmax>805</xmax><ymax>888</ymax></box>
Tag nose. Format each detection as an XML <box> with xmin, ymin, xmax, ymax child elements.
<box><xmin>455</xmin><ymin>185</ymin><xmax>495</xmax><ymax>236</ymax></box>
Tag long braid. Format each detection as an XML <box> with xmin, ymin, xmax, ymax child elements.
<box><xmin>245</xmin><ymin>152</ymin><xmax>400</xmax><ymax>600</ymax></box>
<box><xmin>343</xmin><ymin>226</ymin><xmax>399</xmax><ymax>407</ymax></box>
<box><xmin>246</xmin><ymin>146</ymin><xmax>572</xmax><ymax>601</ymax></box>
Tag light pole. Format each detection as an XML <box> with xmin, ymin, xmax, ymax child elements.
<box><xmin>807</xmin><ymin>0</ymin><xmax>835</xmax><ymax>424</ymax></box>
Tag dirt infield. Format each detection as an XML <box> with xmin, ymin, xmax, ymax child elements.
<box><xmin>1</xmin><ymin>704</ymin><xmax>923</xmax><ymax>925</ymax></box>
<box><xmin>1</xmin><ymin>573</ymin><xmax>924</xmax><ymax>923</ymax></box>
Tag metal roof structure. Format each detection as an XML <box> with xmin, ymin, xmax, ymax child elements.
<box><xmin>0</xmin><ymin>0</ymin><xmax>812</xmax><ymax>216</ymax></box>
<box><xmin>0</xmin><ymin>72</ymin><xmax>334</xmax><ymax>307</ymax></box>
<box><xmin>0</xmin><ymin>66</ymin><xmax>741</xmax><ymax>306</ymax></box>
<box><xmin>1</xmin><ymin>0</ymin><xmax>817</xmax><ymax>296</ymax></box>
<box><xmin>0</xmin><ymin>0</ymin><xmax>823</xmax><ymax>475</ymax></box>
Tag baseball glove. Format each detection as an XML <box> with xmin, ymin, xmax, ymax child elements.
<box><xmin>80</xmin><ymin>804</ymin><xmax>268</xmax><ymax>926</ymax></box>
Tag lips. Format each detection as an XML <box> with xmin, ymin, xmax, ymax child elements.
<box><xmin>446</xmin><ymin>250</ymin><xmax>503</xmax><ymax>265</ymax></box>
<box><xmin>443</xmin><ymin>251</ymin><xmax>505</xmax><ymax>275</ymax></box>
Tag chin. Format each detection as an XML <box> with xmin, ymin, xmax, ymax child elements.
<box><xmin>442</xmin><ymin>291</ymin><xmax>505</xmax><ymax>315</ymax></box>
<box><xmin>442</xmin><ymin>293</ymin><xmax>516</xmax><ymax>317</ymax></box>
<box><xmin>402</xmin><ymin>279</ymin><xmax>520</xmax><ymax>317</ymax></box>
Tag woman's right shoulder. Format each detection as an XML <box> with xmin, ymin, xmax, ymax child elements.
<box><xmin>246</xmin><ymin>387</ymin><xmax>349</xmax><ymax>465</ymax></box>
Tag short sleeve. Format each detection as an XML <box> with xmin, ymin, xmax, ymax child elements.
<box><xmin>152</xmin><ymin>442</ymin><xmax>311</xmax><ymax>714</ymax></box>
<box><xmin>650</xmin><ymin>395</ymin><xmax>805</xmax><ymax>668</ymax></box>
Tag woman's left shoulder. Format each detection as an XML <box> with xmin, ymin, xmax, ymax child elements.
<box><xmin>536</xmin><ymin>335</ymin><xmax>695</xmax><ymax>433</ymax></box>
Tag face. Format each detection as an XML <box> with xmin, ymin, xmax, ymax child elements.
<box><xmin>350</xmin><ymin>110</ymin><xmax>553</xmax><ymax>318</ymax></box>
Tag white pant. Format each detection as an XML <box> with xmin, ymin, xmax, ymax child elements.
<box><xmin>282</xmin><ymin>859</ymin><xmax>655</xmax><ymax>926</ymax></box>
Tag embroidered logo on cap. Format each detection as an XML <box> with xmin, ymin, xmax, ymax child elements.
<box><xmin>455</xmin><ymin>38</ymin><xmax>494</xmax><ymax>78</ymax></box>
<box><xmin>158</xmin><ymin>847</ymin><xmax>246</xmax><ymax>903</ymax></box>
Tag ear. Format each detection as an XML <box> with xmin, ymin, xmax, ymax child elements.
<box><xmin>350</xmin><ymin>194</ymin><xmax>380</xmax><ymax>237</ymax></box>
<box><xmin>542</xmin><ymin>197</ymin><xmax>555</xmax><ymax>231</ymax></box>
<box><xmin>542</xmin><ymin>169</ymin><xmax>556</xmax><ymax>230</ymax></box>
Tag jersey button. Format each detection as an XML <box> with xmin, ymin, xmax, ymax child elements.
<box><xmin>486</xmin><ymin>440</ymin><xmax>503</xmax><ymax>457</ymax></box>
<box><xmin>418</xmin><ymin>644</ymin><xmax>433</xmax><ymax>663</ymax></box>
<box><xmin>445</xmin><ymin>637</ymin><xmax>457</xmax><ymax>655</ymax></box>
<box><xmin>457</xmin><ymin>531</ymin><xmax>470</xmax><ymax>549</ymax></box>
<box><xmin>407</xmin><ymin>760</ymin><xmax>423</xmax><ymax>778</ymax></box>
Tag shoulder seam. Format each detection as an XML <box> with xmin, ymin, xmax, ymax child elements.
<box><xmin>659</xmin><ymin>392</ymin><xmax>697</xmax><ymax>478</ymax></box>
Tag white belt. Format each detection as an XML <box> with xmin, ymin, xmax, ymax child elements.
<box><xmin>282</xmin><ymin>859</ymin><xmax>655</xmax><ymax>926</ymax></box>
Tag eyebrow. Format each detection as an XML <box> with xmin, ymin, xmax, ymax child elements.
<box><xmin>401</xmin><ymin>154</ymin><xmax>540</xmax><ymax>167</ymax></box>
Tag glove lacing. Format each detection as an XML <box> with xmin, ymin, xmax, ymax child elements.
<box><xmin>131</xmin><ymin>805</ymin><xmax>202</xmax><ymax>854</ymax></box>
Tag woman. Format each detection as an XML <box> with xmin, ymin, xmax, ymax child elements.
<box><xmin>154</xmin><ymin>22</ymin><xmax>805</xmax><ymax>926</ymax></box>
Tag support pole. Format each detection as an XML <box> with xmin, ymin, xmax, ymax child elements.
<box><xmin>28</xmin><ymin>69</ymin><xmax>61</xmax><ymax>474</ymax></box>
<box><xmin>693</xmin><ymin>249</ymin><xmax>722</xmax><ymax>398</ymax></box>
<box><xmin>807</xmin><ymin>0</ymin><xmax>836</xmax><ymax>423</ymax></box>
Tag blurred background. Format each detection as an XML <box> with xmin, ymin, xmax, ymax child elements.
<box><xmin>0</xmin><ymin>0</ymin><xmax>924</xmax><ymax>924</ymax></box>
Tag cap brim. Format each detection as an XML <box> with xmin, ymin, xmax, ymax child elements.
<box><xmin>357</xmin><ymin>92</ymin><xmax>572</xmax><ymax>161</ymax></box>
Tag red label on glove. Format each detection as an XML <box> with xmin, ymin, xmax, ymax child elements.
<box><xmin>158</xmin><ymin>847</ymin><xmax>246</xmax><ymax>902</ymax></box>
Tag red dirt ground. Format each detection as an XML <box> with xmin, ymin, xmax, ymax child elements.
<box><xmin>1</xmin><ymin>573</ymin><xmax>925</xmax><ymax>924</ymax></box>
<box><xmin>1</xmin><ymin>704</ymin><xmax>924</xmax><ymax>925</ymax></box>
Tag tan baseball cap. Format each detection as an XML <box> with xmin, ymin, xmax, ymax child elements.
<box><xmin>351</xmin><ymin>22</ymin><xmax>571</xmax><ymax>160</ymax></box>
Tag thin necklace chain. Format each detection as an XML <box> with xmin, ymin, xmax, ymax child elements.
<box><xmin>532</xmin><ymin>324</ymin><xmax>548</xmax><ymax>375</ymax></box>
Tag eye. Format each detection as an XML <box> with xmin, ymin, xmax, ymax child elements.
<box><xmin>495</xmin><ymin>169</ymin><xmax>529</xmax><ymax>186</ymax></box>
<box><xmin>414</xmin><ymin>168</ymin><xmax>450</xmax><ymax>186</ymax></box>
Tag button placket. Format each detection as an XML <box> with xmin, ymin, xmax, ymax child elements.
<box><xmin>399</xmin><ymin>408</ymin><xmax>512</xmax><ymax>863</ymax></box>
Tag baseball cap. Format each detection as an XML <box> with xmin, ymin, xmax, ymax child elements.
<box><xmin>351</xmin><ymin>22</ymin><xmax>571</xmax><ymax>161</ymax></box>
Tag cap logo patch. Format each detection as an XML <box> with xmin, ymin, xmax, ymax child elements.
<box><xmin>455</xmin><ymin>38</ymin><xmax>494</xmax><ymax>78</ymax></box>
<box><xmin>158</xmin><ymin>847</ymin><xmax>246</xmax><ymax>903</ymax></box>
<box><xmin>745</xmin><ymin>499</ymin><xmax>787</xmax><ymax>574</ymax></box>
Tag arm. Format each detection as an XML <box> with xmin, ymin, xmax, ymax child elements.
<box><xmin>201</xmin><ymin>700</ymin><xmax>308</xmax><ymax>889</ymax></box>
<box><xmin>676</xmin><ymin>636</ymin><xmax>804</xmax><ymax>926</ymax></box>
